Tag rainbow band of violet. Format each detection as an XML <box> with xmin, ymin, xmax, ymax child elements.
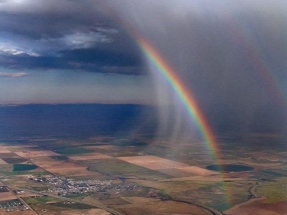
<box><xmin>136</xmin><ymin>35</ymin><xmax>232</xmax><ymax>208</ymax></box>
<box><xmin>137</xmin><ymin>36</ymin><xmax>221</xmax><ymax>162</ymax></box>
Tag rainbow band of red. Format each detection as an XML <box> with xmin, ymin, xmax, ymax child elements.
<box><xmin>137</xmin><ymin>36</ymin><xmax>231</xmax><ymax>208</ymax></box>
<box><xmin>137</xmin><ymin>36</ymin><xmax>220</xmax><ymax>161</ymax></box>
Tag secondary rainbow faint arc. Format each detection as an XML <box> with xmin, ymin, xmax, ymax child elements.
<box><xmin>137</xmin><ymin>36</ymin><xmax>220</xmax><ymax>161</ymax></box>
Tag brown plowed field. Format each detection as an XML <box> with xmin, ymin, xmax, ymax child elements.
<box><xmin>15</xmin><ymin>150</ymin><xmax>60</xmax><ymax>158</ymax></box>
<box><xmin>0</xmin><ymin>192</ymin><xmax>17</xmax><ymax>201</ymax></box>
<box><xmin>225</xmin><ymin>201</ymin><xmax>287</xmax><ymax>215</ymax></box>
<box><xmin>32</xmin><ymin>157</ymin><xmax>98</xmax><ymax>176</ymax></box>
<box><xmin>69</xmin><ymin>153</ymin><xmax>111</xmax><ymax>160</ymax></box>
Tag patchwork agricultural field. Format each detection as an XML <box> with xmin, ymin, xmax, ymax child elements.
<box><xmin>0</xmin><ymin>136</ymin><xmax>285</xmax><ymax>215</ymax></box>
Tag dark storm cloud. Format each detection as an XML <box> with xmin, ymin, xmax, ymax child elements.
<box><xmin>99</xmin><ymin>0</ymin><xmax>287</xmax><ymax>134</ymax></box>
<box><xmin>0</xmin><ymin>48</ymin><xmax>143</xmax><ymax>74</ymax></box>
<box><xmin>0</xmin><ymin>0</ymin><xmax>144</xmax><ymax>74</ymax></box>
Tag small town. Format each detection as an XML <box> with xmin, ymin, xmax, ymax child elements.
<box><xmin>28</xmin><ymin>175</ymin><xmax>141</xmax><ymax>196</ymax></box>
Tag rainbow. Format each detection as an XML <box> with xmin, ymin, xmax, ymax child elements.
<box><xmin>105</xmin><ymin>6</ymin><xmax>224</xmax><ymax>170</ymax></box>
<box><xmin>135</xmin><ymin>35</ymin><xmax>232</xmax><ymax>208</ymax></box>
<box><xmin>137</xmin><ymin>36</ymin><xmax>221</xmax><ymax>162</ymax></box>
<box><xmin>225</xmin><ymin>20</ymin><xmax>286</xmax><ymax>107</ymax></box>
<box><xmin>122</xmin><ymin>6</ymin><xmax>286</xmax><ymax>210</ymax></box>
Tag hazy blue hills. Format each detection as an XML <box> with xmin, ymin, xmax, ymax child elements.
<box><xmin>0</xmin><ymin>103</ymin><xmax>285</xmax><ymax>140</ymax></box>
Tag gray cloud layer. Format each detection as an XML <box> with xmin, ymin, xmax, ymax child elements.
<box><xmin>0</xmin><ymin>0</ymin><xmax>144</xmax><ymax>74</ymax></box>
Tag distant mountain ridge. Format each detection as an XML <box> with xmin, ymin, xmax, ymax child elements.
<box><xmin>0</xmin><ymin>103</ymin><xmax>285</xmax><ymax>140</ymax></box>
<box><xmin>0</xmin><ymin>103</ymin><xmax>158</xmax><ymax>139</ymax></box>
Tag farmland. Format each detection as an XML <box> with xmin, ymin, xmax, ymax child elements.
<box><xmin>0</xmin><ymin>135</ymin><xmax>285</xmax><ymax>215</ymax></box>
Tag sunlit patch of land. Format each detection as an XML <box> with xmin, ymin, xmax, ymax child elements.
<box><xmin>118</xmin><ymin>155</ymin><xmax>217</xmax><ymax>176</ymax></box>
<box><xmin>69</xmin><ymin>153</ymin><xmax>112</xmax><ymax>161</ymax></box>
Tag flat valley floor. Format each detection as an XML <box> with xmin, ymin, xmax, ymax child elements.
<box><xmin>0</xmin><ymin>134</ymin><xmax>286</xmax><ymax>215</ymax></box>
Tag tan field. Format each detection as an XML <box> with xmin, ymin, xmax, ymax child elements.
<box><xmin>69</xmin><ymin>153</ymin><xmax>111</xmax><ymax>160</ymax></box>
<box><xmin>0</xmin><ymin>146</ymin><xmax>12</xmax><ymax>152</ymax></box>
<box><xmin>118</xmin><ymin>155</ymin><xmax>217</xmax><ymax>176</ymax></box>
<box><xmin>118</xmin><ymin>155</ymin><xmax>195</xmax><ymax>169</ymax></box>
<box><xmin>14</xmin><ymin>150</ymin><xmax>60</xmax><ymax>158</ymax></box>
<box><xmin>46</xmin><ymin>166</ymin><xmax>98</xmax><ymax>176</ymax></box>
<box><xmin>3</xmin><ymin>145</ymin><xmax>37</xmax><ymax>151</ymax></box>
<box><xmin>31</xmin><ymin>157</ymin><xmax>100</xmax><ymax>176</ymax></box>
<box><xmin>0</xmin><ymin>159</ymin><xmax>8</xmax><ymax>165</ymax></box>
<box><xmin>35</xmin><ymin>161</ymin><xmax>91</xmax><ymax>176</ymax></box>
<box><xmin>0</xmin><ymin>192</ymin><xmax>17</xmax><ymax>201</ymax></box>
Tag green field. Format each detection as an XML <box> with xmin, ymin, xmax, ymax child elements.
<box><xmin>52</xmin><ymin>202</ymin><xmax>95</xmax><ymax>209</ymax></box>
<box><xmin>13</xmin><ymin>164</ymin><xmax>38</xmax><ymax>171</ymax></box>
<box><xmin>256</xmin><ymin>177</ymin><xmax>287</xmax><ymax>203</ymax></box>
<box><xmin>50</xmin><ymin>155</ymin><xmax>69</xmax><ymax>161</ymax></box>
<box><xmin>24</xmin><ymin>196</ymin><xmax>60</xmax><ymax>205</ymax></box>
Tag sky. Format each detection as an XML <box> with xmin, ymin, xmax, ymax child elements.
<box><xmin>0</xmin><ymin>0</ymin><xmax>154</xmax><ymax>105</ymax></box>
<box><xmin>0</xmin><ymin>0</ymin><xmax>287</xmax><ymax>133</ymax></box>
